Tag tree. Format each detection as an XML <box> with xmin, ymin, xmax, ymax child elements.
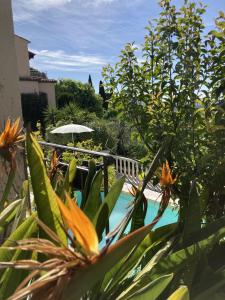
<box><xmin>103</xmin><ymin>0</ymin><xmax>225</xmax><ymax>220</ymax></box>
<box><xmin>99</xmin><ymin>80</ymin><xmax>108</xmax><ymax>110</ymax></box>
<box><xmin>88</xmin><ymin>74</ymin><xmax>93</xmax><ymax>88</ymax></box>
<box><xmin>57</xmin><ymin>92</ymin><xmax>74</xmax><ymax>108</ymax></box>
<box><xmin>56</xmin><ymin>79</ymin><xmax>103</xmax><ymax>116</ymax></box>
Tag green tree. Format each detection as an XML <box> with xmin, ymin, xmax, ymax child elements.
<box><xmin>103</xmin><ymin>0</ymin><xmax>225</xmax><ymax>220</ymax></box>
<box><xmin>56</xmin><ymin>79</ymin><xmax>103</xmax><ymax>116</ymax></box>
<box><xmin>88</xmin><ymin>74</ymin><xmax>93</xmax><ymax>88</ymax></box>
<box><xmin>57</xmin><ymin>92</ymin><xmax>74</xmax><ymax>108</ymax></box>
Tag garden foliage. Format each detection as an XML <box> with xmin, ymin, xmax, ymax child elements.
<box><xmin>0</xmin><ymin>128</ymin><xmax>224</xmax><ymax>299</ymax></box>
<box><xmin>103</xmin><ymin>0</ymin><xmax>225</xmax><ymax>220</ymax></box>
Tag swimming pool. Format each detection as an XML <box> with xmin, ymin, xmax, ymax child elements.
<box><xmin>76</xmin><ymin>191</ymin><xmax>178</xmax><ymax>232</ymax></box>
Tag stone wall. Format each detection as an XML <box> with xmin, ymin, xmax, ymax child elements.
<box><xmin>0</xmin><ymin>0</ymin><xmax>25</xmax><ymax>199</ymax></box>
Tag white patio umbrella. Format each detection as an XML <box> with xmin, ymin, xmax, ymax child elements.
<box><xmin>50</xmin><ymin>124</ymin><xmax>94</xmax><ymax>143</ymax></box>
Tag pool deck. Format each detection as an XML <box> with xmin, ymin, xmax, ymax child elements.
<box><xmin>122</xmin><ymin>182</ymin><xmax>179</xmax><ymax>207</ymax></box>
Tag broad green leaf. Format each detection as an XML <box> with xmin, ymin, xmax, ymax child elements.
<box><xmin>62</xmin><ymin>221</ymin><xmax>157</xmax><ymax>300</ymax></box>
<box><xmin>168</xmin><ymin>286</ymin><xmax>189</xmax><ymax>300</ymax></box>
<box><xmin>180</xmin><ymin>181</ymin><xmax>201</xmax><ymax>242</ymax></box>
<box><xmin>0</xmin><ymin>218</ymin><xmax>37</xmax><ymax>299</ymax></box>
<box><xmin>60</xmin><ymin>158</ymin><xmax>76</xmax><ymax>200</ymax></box>
<box><xmin>84</xmin><ymin>170</ymin><xmax>103</xmax><ymax>221</ymax></box>
<box><xmin>81</xmin><ymin>160</ymin><xmax>96</xmax><ymax>209</ymax></box>
<box><xmin>130</xmin><ymin>192</ymin><xmax>147</xmax><ymax>233</ymax></box>
<box><xmin>117</xmin><ymin>274</ymin><xmax>173</xmax><ymax>300</ymax></box>
<box><xmin>0</xmin><ymin>215</ymin><xmax>37</xmax><ymax>278</ymax></box>
<box><xmin>11</xmin><ymin>181</ymin><xmax>29</xmax><ymax>232</ymax></box>
<box><xmin>0</xmin><ymin>199</ymin><xmax>22</xmax><ymax>226</ymax></box>
<box><xmin>121</xmin><ymin>226</ymin><xmax>225</xmax><ymax>296</ymax></box>
<box><xmin>180</xmin><ymin>216</ymin><xmax>225</xmax><ymax>249</ymax></box>
<box><xmin>93</xmin><ymin>176</ymin><xmax>125</xmax><ymax>239</ymax></box>
<box><xmin>102</xmin><ymin>223</ymin><xmax>177</xmax><ymax>295</ymax></box>
<box><xmin>193</xmin><ymin>268</ymin><xmax>225</xmax><ymax>300</ymax></box>
<box><xmin>26</xmin><ymin>133</ymin><xmax>66</xmax><ymax>244</ymax></box>
<box><xmin>194</xmin><ymin>107</ymin><xmax>205</xmax><ymax>116</ymax></box>
<box><xmin>0</xmin><ymin>168</ymin><xmax>16</xmax><ymax>211</ymax></box>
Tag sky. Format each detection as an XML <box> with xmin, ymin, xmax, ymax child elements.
<box><xmin>12</xmin><ymin>0</ymin><xmax>225</xmax><ymax>90</ymax></box>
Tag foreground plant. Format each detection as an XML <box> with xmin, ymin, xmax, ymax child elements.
<box><xmin>0</xmin><ymin>131</ymin><xmax>224</xmax><ymax>300</ymax></box>
<box><xmin>0</xmin><ymin>118</ymin><xmax>24</xmax><ymax>169</ymax></box>
<box><xmin>0</xmin><ymin>118</ymin><xmax>24</xmax><ymax>209</ymax></box>
<box><xmin>0</xmin><ymin>209</ymin><xmax>100</xmax><ymax>300</ymax></box>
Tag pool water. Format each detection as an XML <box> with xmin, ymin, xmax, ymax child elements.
<box><xmin>111</xmin><ymin>192</ymin><xmax>178</xmax><ymax>231</ymax></box>
<box><xmin>76</xmin><ymin>191</ymin><xmax>178</xmax><ymax>232</ymax></box>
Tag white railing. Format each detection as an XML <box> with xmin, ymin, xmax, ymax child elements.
<box><xmin>113</xmin><ymin>155</ymin><xmax>140</xmax><ymax>178</ymax></box>
<box><xmin>112</xmin><ymin>155</ymin><xmax>161</xmax><ymax>193</ymax></box>
<box><xmin>39</xmin><ymin>141</ymin><xmax>161</xmax><ymax>193</ymax></box>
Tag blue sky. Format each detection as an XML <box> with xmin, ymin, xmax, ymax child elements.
<box><xmin>12</xmin><ymin>0</ymin><xmax>225</xmax><ymax>90</ymax></box>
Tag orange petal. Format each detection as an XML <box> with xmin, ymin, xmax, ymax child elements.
<box><xmin>10</xmin><ymin>118</ymin><xmax>21</xmax><ymax>139</ymax></box>
<box><xmin>160</xmin><ymin>163</ymin><xmax>166</xmax><ymax>186</ymax></box>
<box><xmin>4</xmin><ymin>119</ymin><xmax>11</xmax><ymax>134</ymax></box>
<box><xmin>0</xmin><ymin>119</ymin><xmax>11</xmax><ymax>146</ymax></box>
<box><xmin>160</xmin><ymin>160</ymin><xmax>176</xmax><ymax>187</ymax></box>
<box><xmin>51</xmin><ymin>150</ymin><xmax>58</xmax><ymax>170</ymax></box>
<box><xmin>56</xmin><ymin>195</ymin><xmax>99</xmax><ymax>255</ymax></box>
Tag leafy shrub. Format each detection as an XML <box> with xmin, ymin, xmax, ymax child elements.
<box><xmin>56</xmin><ymin>79</ymin><xmax>103</xmax><ymax>116</ymax></box>
<box><xmin>0</xmin><ymin>131</ymin><xmax>224</xmax><ymax>299</ymax></box>
<box><xmin>103</xmin><ymin>0</ymin><xmax>225</xmax><ymax>219</ymax></box>
<box><xmin>57</xmin><ymin>92</ymin><xmax>75</xmax><ymax>108</ymax></box>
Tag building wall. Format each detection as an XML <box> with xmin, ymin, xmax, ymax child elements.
<box><xmin>15</xmin><ymin>36</ymin><xmax>30</xmax><ymax>78</ymax></box>
<box><xmin>19</xmin><ymin>81</ymin><xmax>56</xmax><ymax>107</ymax></box>
<box><xmin>39</xmin><ymin>82</ymin><xmax>56</xmax><ymax>107</ymax></box>
<box><xmin>20</xmin><ymin>80</ymin><xmax>39</xmax><ymax>94</ymax></box>
<box><xmin>0</xmin><ymin>0</ymin><xmax>22</xmax><ymax>127</ymax></box>
<box><xmin>0</xmin><ymin>0</ymin><xmax>25</xmax><ymax>198</ymax></box>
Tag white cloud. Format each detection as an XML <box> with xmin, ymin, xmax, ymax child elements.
<box><xmin>30</xmin><ymin>49</ymin><xmax>109</xmax><ymax>73</ymax></box>
<box><xmin>13</xmin><ymin>0</ymin><xmax>120</xmax><ymax>22</ymax></box>
<box><xmin>12</xmin><ymin>0</ymin><xmax>72</xmax><ymax>21</ymax></box>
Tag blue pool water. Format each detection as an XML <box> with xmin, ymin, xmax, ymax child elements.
<box><xmin>76</xmin><ymin>191</ymin><xmax>178</xmax><ymax>232</ymax></box>
<box><xmin>110</xmin><ymin>192</ymin><xmax>178</xmax><ymax>231</ymax></box>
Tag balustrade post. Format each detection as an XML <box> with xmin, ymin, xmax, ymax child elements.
<box><xmin>123</xmin><ymin>159</ymin><xmax>127</xmax><ymax>176</ymax></box>
<box><xmin>103</xmin><ymin>157</ymin><xmax>109</xmax><ymax>197</ymax></box>
<box><xmin>127</xmin><ymin>161</ymin><xmax>131</xmax><ymax>178</ymax></box>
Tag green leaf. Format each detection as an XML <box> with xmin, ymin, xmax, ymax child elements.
<box><xmin>130</xmin><ymin>192</ymin><xmax>147</xmax><ymax>232</ymax></box>
<box><xmin>117</xmin><ymin>274</ymin><xmax>174</xmax><ymax>300</ymax></box>
<box><xmin>0</xmin><ymin>168</ymin><xmax>16</xmax><ymax>211</ymax></box>
<box><xmin>0</xmin><ymin>218</ymin><xmax>37</xmax><ymax>299</ymax></box>
<box><xmin>93</xmin><ymin>176</ymin><xmax>125</xmax><ymax>239</ymax></box>
<box><xmin>181</xmin><ymin>181</ymin><xmax>201</xmax><ymax>242</ymax></box>
<box><xmin>194</xmin><ymin>107</ymin><xmax>205</xmax><ymax>116</ymax></box>
<box><xmin>0</xmin><ymin>199</ymin><xmax>22</xmax><ymax>226</ymax></box>
<box><xmin>193</xmin><ymin>268</ymin><xmax>225</xmax><ymax>300</ymax></box>
<box><xmin>11</xmin><ymin>181</ymin><xmax>29</xmax><ymax>232</ymax></box>
<box><xmin>26</xmin><ymin>133</ymin><xmax>66</xmax><ymax>244</ymax></box>
<box><xmin>123</xmin><ymin>226</ymin><xmax>225</xmax><ymax>295</ymax></box>
<box><xmin>102</xmin><ymin>223</ymin><xmax>177</xmax><ymax>295</ymax></box>
<box><xmin>81</xmin><ymin>160</ymin><xmax>96</xmax><ymax>209</ymax></box>
<box><xmin>84</xmin><ymin>170</ymin><xmax>103</xmax><ymax>221</ymax></box>
<box><xmin>0</xmin><ymin>215</ymin><xmax>37</xmax><ymax>278</ymax></box>
<box><xmin>60</xmin><ymin>158</ymin><xmax>77</xmax><ymax>200</ymax></box>
<box><xmin>180</xmin><ymin>216</ymin><xmax>225</xmax><ymax>249</ymax></box>
<box><xmin>62</xmin><ymin>221</ymin><xmax>157</xmax><ymax>300</ymax></box>
<box><xmin>168</xmin><ymin>286</ymin><xmax>189</xmax><ymax>300</ymax></box>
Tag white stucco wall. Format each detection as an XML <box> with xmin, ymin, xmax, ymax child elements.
<box><xmin>0</xmin><ymin>0</ymin><xmax>25</xmax><ymax>198</ymax></box>
<box><xmin>19</xmin><ymin>80</ymin><xmax>56</xmax><ymax>108</ymax></box>
<box><xmin>39</xmin><ymin>82</ymin><xmax>56</xmax><ymax>107</ymax></box>
<box><xmin>19</xmin><ymin>80</ymin><xmax>39</xmax><ymax>94</ymax></box>
<box><xmin>0</xmin><ymin>0</ymin><xmax>22</xmax><ymax>127</ymax></box>
<box><xmin>15</xmin><ymin>35</ymin><xmax>30</xmax><ymax>78</ymax></box>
